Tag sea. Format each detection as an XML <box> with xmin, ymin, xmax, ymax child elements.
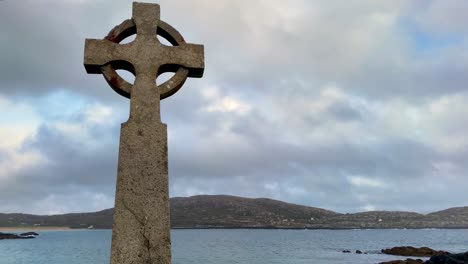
<box><xmin>1</xmin><ymin>229</ymin><xmax>467</xmax><ymax>264</ymax></box>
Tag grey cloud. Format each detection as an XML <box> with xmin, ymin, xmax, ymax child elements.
<box><xmin>411</xmin><ymin>0</ymin><xmax>468</xmax><ymax>34</ymax></box>
<box><xmin>0</xmin><ymin>1</ymin><xmax>137</xmax><ymax>99</ymax></box>
<box><xmin>0</xmin><ymin>110</ymin><xmax>121</xmax><ymax>213</ymax></box>
<box><xmin>325</xmin><ymin>101</ymin><xmax>363</xmax><ymax>122</ymax></box>
<box><xmin>1</xmin><ymin>0</ymin><xmax>465</xmax><ymax>102</ymax></box>
<box><xmin>169</xmin><ymin>100</ymin><xmax>438</xmax><ymax>182</ymax></box>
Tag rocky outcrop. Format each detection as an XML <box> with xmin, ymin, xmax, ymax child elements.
<box><xmin>382</xmin><ymin>247</ymin><xmax>450</xmax><ymax>257</ymax></box>
<box><xmin>0</xmin><ymin>232</ymin><xmax>38</xmax><ymax>240</ymax></box>
<box><xmin>341</xmin><ymin>249</ymin><xmax>368</xmax><ymax>254</ymax></box>
<box><xmin>381</xmin><ymin>251</ymin><xmax>468</xmax><ymax>264</ymax></box>
<box><xmin>379</xmin><ymin>259</ymin><xmax>424</xmax><ymax>264</ymax></box>
<box><xmin>0</xmin><ymin>232</ymin><xmax>20</xmax><ymax>239</ymax></box>
<box><xmin>425</xmin><ymin>252</ymin><xmax>468</xmax><ymax>264</ymax></box>
<box><xmin>20</xmin><ymin>232</ymin><xmax>39</xmax><ymax>237</ymax></box>
<box><xmin>380</xmin><ymin>248</ymin><xmax>468</xmax><ymax>264</ymax></box>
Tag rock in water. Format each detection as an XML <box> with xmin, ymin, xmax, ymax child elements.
<box><xmin>0</xmin><ymin>232</ymin><xmax>19</xmax><ymax>239</ymax></box>
<box><xmin>379</xmin><ymin>259</ymin><xmax>424</xmax><ymax>264</ymax></box>
<box><xmin>425</xmin><ymin>251</ymin><xmax>468</xmax><ymax>264</ymax></box>
<box><xmin>20</xmin><ymin>232</ymin><xmax>39</xmax><ymax>237</ymax></box>
<box><xmin>382</xmin><ymin>247</ymin><xmax>450</xmax><ymax>257</ymax></box>
<box><xmin>0</xmin><ymin>232</ymin><xmax>38</xmax><ymax>240</ymax></box>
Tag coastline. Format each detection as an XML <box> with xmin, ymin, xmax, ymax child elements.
<box><xmin>0</xmin><ymin>227</ymin><xmax>72</xmax><ymax>232</ymax></box>
<box><xmin>2</xmin><ymin>227</ymin><xmax>468</xmax><ymax>231</ymax></box>
<box><xmin>171</xmin><ymin>226</ymin><xmax>468</xmax><ymax>230</ymax></box>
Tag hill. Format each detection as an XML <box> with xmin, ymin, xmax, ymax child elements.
<box><xmin>429</xmin><ymin>206</ymin><xmax>468</xmax><ymax>218</ymax></box>
<box><xmin>1</xmin><ymin>195</ymin><xmax>468</xmax><ymax>229</ymax></box>
<box><xmin>170</xmin><ymin>195</ymin><xmax>338</xmax><ymax>228</ymax></box>
<box><xmin>0</xmin><ymin>209</ymin><xmax>113</xmax><ymax>229</ymax></box>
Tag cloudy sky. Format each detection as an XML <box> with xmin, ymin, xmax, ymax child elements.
<box><xmin>1</xmin><ymin>0</ymin><xmax>467</xmax><ymax>215</ymax></box>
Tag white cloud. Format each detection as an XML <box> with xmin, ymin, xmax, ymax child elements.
<box><xmin>205</xmin><ymin>97</ymin><xmax>251</xmax><ymax>114</ymax></box>
<box><xmin>47</xmin><ymin>102</ymin><xmax>120</xmax><ymax>151</ymax></box>
<box><xmin>264</xmin><ymin>182</ymin><xmax>279</xmax><ymax>191</ymax></box>
<box><xmin>25</xmin><ymin>191</ymin><xmax>114</xmax><ymax>215</ymax></box>
<box><xmin>362</xmin><ymin>204</ymin><xmax>377</xmax><ymax>212</ymax></box>
<box><xmin>0</xmin><ymin>96</ymin><xmax>45</xmax><ymax>182</ymax></box>
<box><xmin>0</xmin><ymin>149</ymin><xmax>45</xmax><ymax>181</ymax></box>
<box><xmin>0</xmin><ymin>96</ymin><xmax>40</xmax><ymax>149</ymax></box>
<box><xmin>201</xmin><ymin>85</ymin><xmax>251</xmax><ymax>115</ymax></box>
<box><xmin>84</xmin><ymin>104</ymin><xmax>114</xmax><ymax>124</ymax></box>
<box><xmin>348</xmin><ymin>176</ymin><xmax>387</xmax><ymax>188</ymax></box>
<box><xmin>371</xmin><ymin>93</ymin><xmax>468</xmax><ymax>154</ymax></box>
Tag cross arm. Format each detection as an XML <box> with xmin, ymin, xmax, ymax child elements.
<box><xmin>84</xmin><ymin>39</ymin><xmax>129</xmax><ymax>74</ymax></box>
<box><xmin>164</xmin><ymin>44</ymin><xmax>204</xmax><ymax>78</ymax></box>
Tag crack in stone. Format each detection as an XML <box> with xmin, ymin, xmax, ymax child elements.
<box><xmin>121</xmin><ymin>201</ymin><xmax>154</xmax><ymax>262</ymax></box>
<box><xmin>142</xmin><ymin>215</ymin><xmax>153</xmax><ymax>262</ymax></box>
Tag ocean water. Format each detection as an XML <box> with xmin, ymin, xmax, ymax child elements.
<box><xmin>1</xmin><ymin>229</ymin><xmax>467</xmax><ymax>264</ymax></box>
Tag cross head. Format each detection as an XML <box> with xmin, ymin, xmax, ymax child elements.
<box><xmin>84</xmin><ymin>2</ymin><xmax>204</xmax><ymax>122</ymax></box>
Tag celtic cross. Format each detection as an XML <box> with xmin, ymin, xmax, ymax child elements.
<box><xmin>83</xmin><ymin>2</ymin><xmax>204</xmax><ymax>264</ymax></box>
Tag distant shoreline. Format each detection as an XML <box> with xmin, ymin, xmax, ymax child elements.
<box><xmin>1</xmin><ymin>195</ymin><xmax>467</xmax><ymax>230</ymax></box>
<box><xmin>0</xmin><ymin>227</ymin><xmax>73</xmax><ymax>232</ymax></box>
<box><xmin>171</xmin><ymin>226</ymin><xmax>468</xmax><ymax>230</ymax></box>
<box><xmin>0</xmin><ymin>226</ymin><xmax>468</xmax><ymax>233</ymax></box>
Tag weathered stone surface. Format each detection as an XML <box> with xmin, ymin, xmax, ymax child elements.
<box><xmin>83</xmin><ymin>2</ymin><xmax>204</xmax><ymax>264</ymax></box>
<box><xmin>110</xmin><ymin>120</ymin><xmax>171</xmax><ymax>264</ymax></box>
<box><xmin>382</xmin><ymin>247</ymin><xmax>450</xmax><ymax>257</ymax></box>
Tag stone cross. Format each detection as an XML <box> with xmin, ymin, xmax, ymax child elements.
<box><xmin>83</xmin><ymin>2</ymin><xmax>204</xmax><ymax>264</ymax></box>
